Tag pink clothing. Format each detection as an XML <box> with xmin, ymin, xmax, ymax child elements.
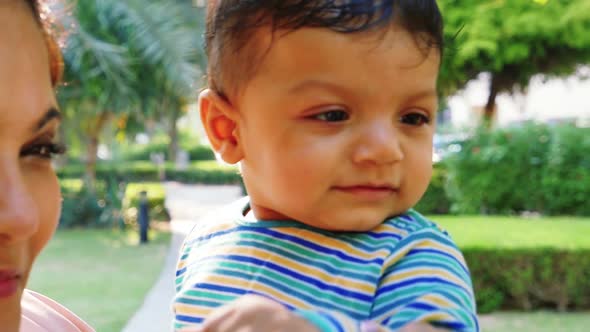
<box><xmin>20</xmin><ymin>290</ymin><xmax>95</xmax><ymax>332</ymax></box>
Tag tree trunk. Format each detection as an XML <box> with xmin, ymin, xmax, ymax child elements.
<box><xmin>54</xmin><ymin>119</ymin><xmax>68</xmax><ymax>169</ymax></box>
<box><xmin>484</xmin><ymin>74</ymin><xmax>499</xmax><ymax>128</ymax></box>
<box><xmin>85</xmin><ymin>135</ymin><xmax>98</xmax><ymax>189</ymax></box>
<box><xmin>85</xmin><ymin>111</ymin><xmax>112</xmax><ymax>190</ymax></box>
<box><xmin>167</xmin><ymin>102</ymin><xmax>181</xmax><ymax>163</ymax></box>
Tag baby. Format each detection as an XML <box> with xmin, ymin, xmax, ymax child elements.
<box><xmin>174</xmin><ymin>1</ymin><xmax>479</xmax><ymax>331</ymax></box>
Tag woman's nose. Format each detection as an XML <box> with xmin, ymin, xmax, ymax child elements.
<box><xmin>0</xmin><ymin>159</ymin><xmax>38</xmax><ymax>246</ymax></box>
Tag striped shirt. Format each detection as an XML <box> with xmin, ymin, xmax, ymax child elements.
<box><xmin>173</xmin><ymin>198</ymin><xmax>479</xmax><ymax>331</ymax></box>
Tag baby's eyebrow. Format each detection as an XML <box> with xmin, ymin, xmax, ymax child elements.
<box><xmin>32</xmin><ymin>107</ymin><xmax>61</xmax><ymax>132</ymax></box>
<box><xmin>288</xmin><ymin>79</ymin><xmax>347</xmax><ymax>95</ymax></box>
<box><xmin>405</xmin><ymin>89</ymin><xmax>437</xmax><ymax>104</ymax></box>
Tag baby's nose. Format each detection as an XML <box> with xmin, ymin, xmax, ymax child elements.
<box><xmin>352</xmin><ymin>123</ymin><xmax>404</xmax><ymax>166</ymax></box>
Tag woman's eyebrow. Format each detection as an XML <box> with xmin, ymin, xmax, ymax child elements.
<box><xmin>33</xmin><ymin>107</ymin><xmax>61</xmax><ymax>132</ymax></box>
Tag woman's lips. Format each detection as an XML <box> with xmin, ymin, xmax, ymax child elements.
<box><xmin>0</xmin><ymin>270</ymin><xmax>20</xmax><ymax>298</ymax></box>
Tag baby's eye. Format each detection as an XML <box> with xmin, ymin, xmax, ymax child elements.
<box><xmin>311</xmin><ymin>110</ymin><xmax>350</xmax><ymax>122</ymax></box>
<box><xmin>400</xmin><ymin>113</ymin><xmax>430</xmax><ymax>126</ymax></box>
<box><xmin>20</xmin><ymin>142</ymin><xmax>67</xmax><ymax>160</ymax></box>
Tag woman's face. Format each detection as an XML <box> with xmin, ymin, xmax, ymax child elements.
<box><xmin>0</xmin><ymin>1</ymin><xmax>62</xmax><ymax>329</ymax></box>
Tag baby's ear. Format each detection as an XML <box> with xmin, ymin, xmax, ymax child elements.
<box><xmin>199</xmin><ymin>89</ymin><xmax>243</xmax><ymax>164</ymax></box>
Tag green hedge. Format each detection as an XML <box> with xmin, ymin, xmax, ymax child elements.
<box><xmin>542</xmin><ymin>125</ymin><xmax>590</xmax><ymax>215</ymax></box>
<box><xmin>446</xmin><ymin>124</ymin><xmax>590</xmax><ymax>215</ymax></box>
<box><xmin>120</xmin><ymin>142</ymin><xmax>215</xmax><ymax>162</ymax></box>
<box><xmin>57</xmin><ymin>161</ymin><xmax>241</xmax><ymax>184</ymax></box>
<box><xmin>414</xmin><ymin>164</ymin><xmax>451</xmax><ymax>214</ymax></box>
<box><xmin>59</xmin><ymin>180</ymin><xmax>170</xmax><ymax>228</ymax></box>
<box><xmin>465</xmin><ymin>248</ymin><xmax>590</xmax><ymax>313</ymax></box>
<box><xmin>123</xmin><ymin>183</ymin><xmax>169</xmax><ymax>223</ymax></box>
<box><xmin>59</xmin><ymin>178</ymin><xmax>125</xmax><ymax>229</ymax></box>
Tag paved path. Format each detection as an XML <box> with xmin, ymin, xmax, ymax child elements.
<box><xmin>122</xmin><ymin>183</ymin><xmax>243</xmax><ymax>332</ymax></box>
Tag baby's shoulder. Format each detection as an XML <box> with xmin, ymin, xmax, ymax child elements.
<box><xmin>377</xmin><ymin>209</ymin><xmax>450</xmax><ymax>241</ymax></box>
<box><xmin>377</xmin><ymin>211</ymin><xmax>466</xmax><ymax>267</ymax></box>
<box><xmin>182</xmin><ymin>198</ymin><xmax>246</xmax><ymax>245</ymax></box>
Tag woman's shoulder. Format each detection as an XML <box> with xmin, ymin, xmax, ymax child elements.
<box><xmin>20</xmin><ymin>289</ymin><xmax>95</xmax><ymax>332</ymax></box>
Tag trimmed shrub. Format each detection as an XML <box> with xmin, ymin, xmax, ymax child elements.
<box><xmin>187</xmin><ymin>145</ymin><xmax>216</xmax><ymax>161</ymax></box>
<box><xmin>446</xmin><ymin>124</ymin><xmax>590</xmax><ymax>215</ymax></box>
<box><xmin>57</xmin><ymin>161</ymin><xmax>241</xmax><ymax>184</ymax></box>
<box><xmin>465</xmin><ymin>248</ymin><xmax>590</xmax><ymax>313</ymax></box>
<box><xmin>120</xmin><ymin>142</ymin><xmax>215</xmax><ymax>162</ymax></box>
<box><xmin>165</xmin><ymin>161</ymin><xmax>241</xmax><ymax>184</ymax></box>
<box><xmin>59</xmin><ymin>178</ymin><xmax>126</xmax><ymax>229</ymax></box>
<box><xmin>414</xmin><ymin>164</ymin><xmax>452</xmax><ymax>214</ymax></box>
<box><xmin>446</xmin><ymin>123</ymin><xmax>551</xmax><ymax>214</ymax></box>
<box><xmin>542</xmin><ymin>125</ymin><xmax>590</xmax><ymax>215</ymax></box>
<box><xmin>120</xmin><ymin>141</ymin><xmax>168</xmax><ymax>161</ymax></box>
<box><xmin>123</xmin><ymin>182</ymin><xmax>170</xmax><ymax>223</ymax></box>
<box><xmin>59</xmin><ymin>179</ymin><xmax>170</xmax><ymax>228</ymax></box>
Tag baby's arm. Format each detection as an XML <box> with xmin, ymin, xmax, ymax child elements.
<box><xmin>291</xmin><ymin>226</ymin><xmax>479</xmax><ymax>331</ymax></box>
<box><xmin>191</xmin><ymin>294</ymin><xmax>448</xmax><ymax>332</ymax></box>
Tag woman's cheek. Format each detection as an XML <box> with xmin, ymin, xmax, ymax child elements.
<box><xmin>26</xmin><ymin>168</ymin><xmax>61</xmax><ymax>257</ymax></box>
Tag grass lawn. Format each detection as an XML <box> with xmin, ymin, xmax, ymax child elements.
<box><xmin>480</xmin><ymin>311</ymin><xmax>590</xmax><ymax>332</ymax></box>
<box><xmin>432</xmin><ymin>215</ymin><xmax>590</xmax><ymax>249</ymax></box>
<box><xmin>28</xmin><ymin>228</ymin><xmax>171</xmax><ymax>332</ymax></box>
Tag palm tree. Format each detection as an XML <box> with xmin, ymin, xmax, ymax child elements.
<box><xmin>56</xmin><ymin>0</ymin><xmax>203</xmax><ymax>188</ymax></box>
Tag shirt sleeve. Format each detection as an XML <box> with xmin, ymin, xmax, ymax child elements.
<box><xmin>294</xmin><ymin>226</ymin><xmax>479</xmax><ymax>332</ymax></box>
<box><xmin>20</xmin><ymin>289</ymin><xmax>96</xmax><ymax>332</ymax></box>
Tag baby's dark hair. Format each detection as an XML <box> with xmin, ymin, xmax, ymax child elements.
<box><xmin>205</xmin><ymin>0</ymin><xmax>443</xmax><ymax>99</ymax></box>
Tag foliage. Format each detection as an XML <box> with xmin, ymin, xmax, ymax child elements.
<box><xmin>464</xmin><ymin>248</ymin><xmax>590</xmax><ymax>313</ymax></box>
<box><xmin>123</xmin><ymin>182</ymin><xmax>170</xmax><ymax>224</ymax></box>
<box><xmin>445</xmin><ymin>123</ymin><xmax>590</xmax><ymax>215</ymax></box>
<box><xmin>165</xmin><ymin>161</ymin><xmax>241</xmax><ymax>184</ymax></box>
<box><xmin>118</xmin><ymin>141</ymin><xmax>214</xmax><ymax>162</ymax></box>
<box><xmin>542</xmin><ymin>125</ymin><xmax>590</xmax><ymax>215</ymax></box>
<box><xmin>414</xmin><ymin>164</ymin><xmax>452</xmax><ymax>214</ymax></box>
<box><xmin>55</xmin><ymin>0</ymin><xmax>204</xmax><ymax>184</ymax></box>
<box><xmin>59</xmin><ymin>177</ymin><xmax>126</xmax><ymax>228</ymax></box>
<box><xmin>60</xmin><ymin>179</ymin><xmax>169</xmax><ymax>227</ymax></box>
<box><xmin>59</xmin><ymin>0</ymin><xmax>202</xmax><ymax>111</ymax></box>
<box><xmin>438</xmin><ymin>0</ymin><xmax>590</xmax><ymax>122</ymax></box>
<box><xmin>58</xmin><ymin>161</ymin><xmax>241</xmax><ymax>184</ymax></box>
<box><xmin>28</xmin><ymin>228</ymin><xmax>171</xmax><ymax>331</ymax></box>
<box><xmin>436</xmin><ymin>216</ymin><xmax>590</xmax><ymax>313</ymax></box>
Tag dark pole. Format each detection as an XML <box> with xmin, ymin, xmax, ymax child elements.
<box><xmin>138</xmin><ymin>190</ymin><xmax>149</xmax><ymax>244</ymax></box>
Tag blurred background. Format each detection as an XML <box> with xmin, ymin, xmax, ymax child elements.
<box><xmin>29</xmin><ymin>0</ymin><xmax>590</xmax><ymax>331</ymax></box>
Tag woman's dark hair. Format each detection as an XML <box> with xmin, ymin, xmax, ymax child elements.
<box><xmin>205</xmin><ymin>0</ymin><xmax>444</xmax><ymax>98</ymax></box>
<box><xmin>24</xmin><ymin>0</ymin><xmax>63</xmax><ymax>87</ymax></box>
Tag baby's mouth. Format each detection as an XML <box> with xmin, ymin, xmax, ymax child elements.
<box><xmin>332</xmin><ymin>184</ymin><xmax>398</xmax><ymax>200</ymax></box>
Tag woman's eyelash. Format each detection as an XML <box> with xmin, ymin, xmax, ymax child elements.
<box><xmin>20</xmin><ymin>142</ymin><xmax>67</xmax><ymax>159</ymax></box>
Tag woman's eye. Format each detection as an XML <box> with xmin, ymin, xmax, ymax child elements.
<box><xmin>20</xmin><ymin>143</ymin><xmax>67</xmax><ymax>160</ymax></box>
<box><xmin>400</xmin><ymin>113</ymin><xmax>431</xmax><ymax>126</ymax></box>
<box><xmin>311</xmin><ymin>110</ymin><xmax>349</xmax><ymax>122</ymax></box>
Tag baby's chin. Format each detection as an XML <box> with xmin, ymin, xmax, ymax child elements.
<box><xmin>301</xmin><ymin>214</ymin><xmax>393</xmax><ymax>233</ymax></box>
<box><xmin>251</xmin><ymin>200</ymin><xmax>409</xmax><ymax>232</ymax></box>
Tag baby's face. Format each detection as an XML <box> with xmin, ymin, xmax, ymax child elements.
<box><xmin>234</xmin><ymin>26</ymin><xmax>439</xmax><ymax>231</ymax></box>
